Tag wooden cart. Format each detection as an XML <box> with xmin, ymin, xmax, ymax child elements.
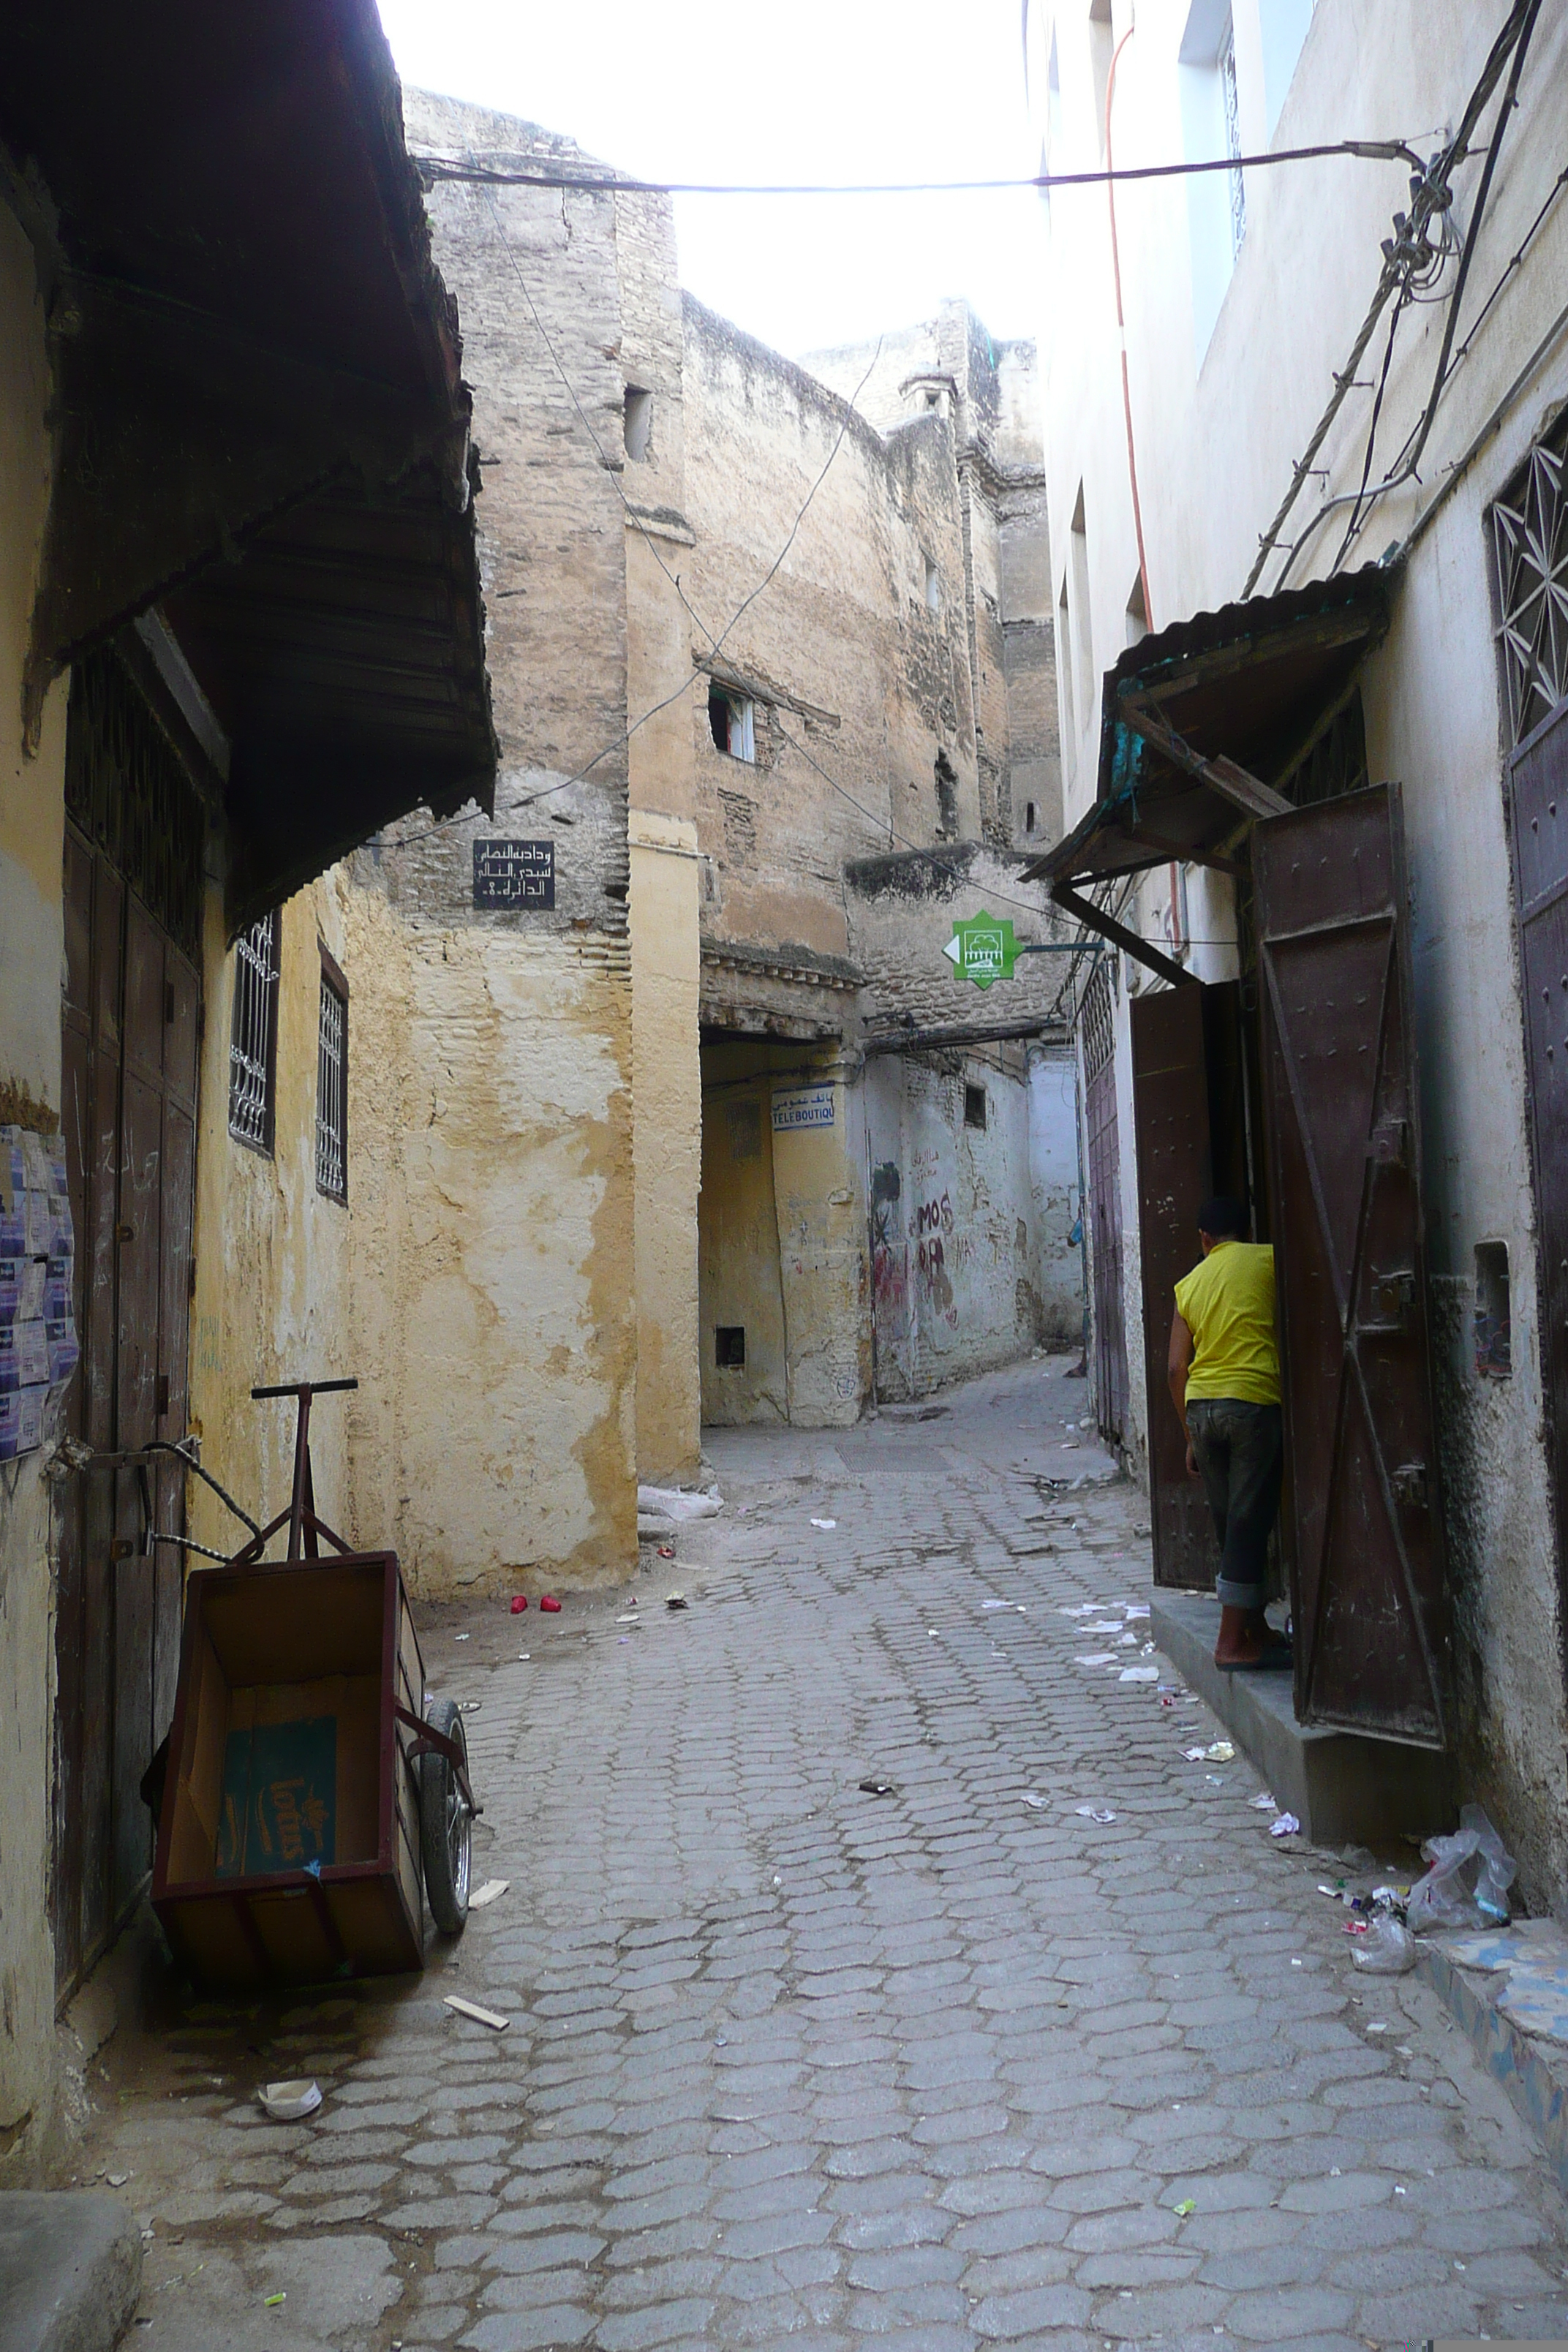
<box><xmin>151</xmin><ymin>1381</ymin><xmax>477</xmax><ymax>1990</ymax></box>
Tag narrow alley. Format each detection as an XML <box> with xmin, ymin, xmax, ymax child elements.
<box><xmin>75</xmin><ymin>1360</ymin><xmax>1568</xmax><ymax>2352</ymax></box>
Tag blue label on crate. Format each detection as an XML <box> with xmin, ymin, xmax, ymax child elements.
<box><xmin>215</xmin><ymin>1716</ymin><xmax>338</xmax><ymax>1878</ymax></box>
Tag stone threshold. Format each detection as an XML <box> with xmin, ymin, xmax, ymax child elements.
<box><xmin>1150</xmin><ymin>1586</ymin><xmax>1455</xmax><ymax>1847</ymax></box>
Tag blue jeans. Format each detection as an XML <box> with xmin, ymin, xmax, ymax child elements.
<box><xmin>1187</xmin><ymin>1398</ymin><xmax>1283</xmax><ymax>1611</ymax></box>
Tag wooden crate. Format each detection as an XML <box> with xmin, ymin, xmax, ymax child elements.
<box><xmin>151</xmin><ymin>1552</ymin><xmax>426</xmax><ymax>1989</ymax></box>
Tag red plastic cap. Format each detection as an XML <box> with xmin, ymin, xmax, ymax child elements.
<box><xmin>509</xmin><ymin>1595</ymin><xmax>529</xmax><ymax>1614</ymax></box>
<box><xmin>539</xmin><ymin>1594</ymin><xmax>562</xmax><ymax>1613</ymax></box>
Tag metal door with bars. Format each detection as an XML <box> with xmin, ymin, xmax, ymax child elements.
<box><xmin>56</xmin><ymin>655</ymin><xmax>202</xmax><ymax>1996</ymax></box>
<box><xmin>1252</xmin><ymin>782</ymin><xmax>1447</xmax><ymax>1746</ymax></box>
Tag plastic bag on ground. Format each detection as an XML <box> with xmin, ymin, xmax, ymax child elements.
<box><xmin>1352</xmin><ymin>1914</ymin><xmax>1417</xmax><ymax>1974</ymax></box>
<box><xmin>1406</xmin><ymin>1803</ymin><xmax>1516</xmax><ymax>1935</ymax></box>
<box><xmin>637</xmin><ymin>1485</ymin><xmax>723</xmax><ymax>1520</ymax></box>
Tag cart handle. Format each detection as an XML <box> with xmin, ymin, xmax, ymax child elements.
<box><xmin>394</xmin><ymin>1702</ymin><xmax>483</xmax><ymax>1819</ymax></box>
<box><xmin>251</xmin><ymin>1378</ymin><xmax>360</xmax><ymax>1398</ymax></box>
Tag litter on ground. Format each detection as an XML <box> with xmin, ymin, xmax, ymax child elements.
<box><xmin>1205</xmin><ymin>1741</ymin><xmax>1235</xmax><ymax>1762</ymax></box>
<box><xmin>257</xmin><ymin>2079</ymin><xmax>320</xmax><ymax>2122</ymax></box>
<box><xmin>443</xmin><ymin>1994</ymin><xmax>510</xmax><ymax>2031</ymax></box>
<box><xmin>1270</xmin><ymin>1812</ymin><xmax>1302</xmax><ymax>1838</ymax></box>
<box><xmin>810</xmin><ymin>1518</ymin><xmax>837</xmax><ymax>1530</ymax></box>
<box><xmin>1250</xmin><ymin>1792</ymin><xmax>1278</xmax><ymax>1810</ymax></box>
<box><xmin>468</xmin><ymin>1880</ymin><xmax>509</xmax><ymax>1909</ymax></box>
<box><xmin>1120</xmin><ymin>1666</ymin><xmax>1159</xmax><ymax>1682</ymax></box>
<box><xmin>1074</xmin><ymin>1804</ymin><xmax>1116</xmax><ymax>1823</ymax></box>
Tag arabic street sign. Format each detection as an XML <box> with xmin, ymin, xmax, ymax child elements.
<box><xmin>943</xmin><ymin>911</ymin><xmax>1019</xmax><ymax>990</ymax></box>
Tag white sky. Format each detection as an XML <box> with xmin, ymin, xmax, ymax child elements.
<box><xmin>374</xmin><ymin>0</ymin><xmax>1049</xmax><ymax>361</ymax></box>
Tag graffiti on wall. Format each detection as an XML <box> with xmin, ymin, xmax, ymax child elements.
<box><xmin>914</xmin><ymin>1186</ymin><xmax>957</xmax><ymax>1325</ymax></box>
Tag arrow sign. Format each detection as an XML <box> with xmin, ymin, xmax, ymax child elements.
<box><xmin>945</xmin><ymin>911</ymin><xmax>1019</xmax><ymax>990</ymax></box>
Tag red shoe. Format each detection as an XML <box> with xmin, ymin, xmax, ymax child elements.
<box><xmin>510</xmin><ymin>1595</ymin><xmax>529</xmax><ymax>1614</ymax></box>
<box><xmin>540</xmin><ymin>1594</ymin><xmax>562</xmax><ymax>1613</ymax></box>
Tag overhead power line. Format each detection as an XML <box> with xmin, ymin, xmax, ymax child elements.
<box><xmin>1244</xmin><ymin>0</ymin><xmax>1542</xmax><ymax>595</ymax></box>
<box><xmin>418</xmin><ymin>138</ymin><xmax>1424</xmax><ymax>201</ymax></box>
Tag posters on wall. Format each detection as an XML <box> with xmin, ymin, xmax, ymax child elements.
<box><xmin>0</xmin><ymin>1126</ymin><xmax>78</xmax><ymax>1461</ymax></box>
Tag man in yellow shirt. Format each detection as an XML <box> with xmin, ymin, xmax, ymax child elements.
<box><xmin>1166</xmin><ymin>1195</ymin><xmax>1289</xmax><ymax>1672</ymax></box>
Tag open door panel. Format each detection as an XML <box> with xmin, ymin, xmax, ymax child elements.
<box><xmin>1253</xmin><ymin>782</ymin><xmax>1450</xmax><ymax>1746</ymax></box>
<box><xmin>1131</xmin><ymin>979</ymin><xmax>1251</xmax><ymax>1590</ymax></box>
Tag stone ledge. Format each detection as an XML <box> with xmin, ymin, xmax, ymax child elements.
<box><xmin>0</xmin><ymin>2191</ymin><xmax>141</xmax><ymax>2352</ymax></box>
<box><xmin>1150</xmin><ymin>1586</ymin><xmax>1455</xmax><ymax>1847</ymax></box>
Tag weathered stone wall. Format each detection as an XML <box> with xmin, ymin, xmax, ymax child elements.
<box><xmin>682</xmin><ymin>295</ymin><xmax>982</xmax><ymax>965</ymax></box>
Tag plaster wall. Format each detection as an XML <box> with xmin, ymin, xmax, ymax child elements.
<box><xmin>186</xmin><ymin>879</ymin><xmax>355</xmax><ymax>1567</ymax></box>
<box><xmin>618</xmin><ymin>188</ymin><xmax>704</xmax><ymax>1486</ymax></box>
<box><xmin>1027</xmin><ymin>1044</ymin><xmax>1085</xmax><ymax>1350</ymax></box>
<box><xmin>0</xmin><ymin>197</ymin><xmax>68</xmax><ymax>2179</ymax></box>
<box><xmin>866</xmin><ymin>1044</ymin><xmax>1076</xmax><ymax>1398</ymax></box>
<box><xmin>1037</xmin><ymin>0</ymin><xmax>1568</xmax><ymax>1899</ymax></box>
<box><xmin>698</xmin><ymin>1047</ymin><xmax>791</xmax><ymax>1427</ymax></box>
<box><xmin>629</xmin><ymin>813</ymin><xmax>701</xmax><ymax>1483</ymax></box>
<box><xmin>351</xmin><ymin>93</ymin><xmax>642</xmax><ymax>1584</ymax></box>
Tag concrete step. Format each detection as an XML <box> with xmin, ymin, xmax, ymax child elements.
<box><xmin>0</xmin><ymin>2192</ymin><xmax>142</xmax><ymax>2352</ymax></box>
<box><xmin>1150</xmin><ymin>1585</ymin><xmax>1455</xmax><ymax>1847</ymax></box>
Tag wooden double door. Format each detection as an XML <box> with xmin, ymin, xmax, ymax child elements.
<box><xmin>55</xmin><ymin>821</ymin><xmax>200</xmax><ymax>1997</ymax></box>
<box><xmin>1131</xmin><ymin>784</ymin><xmax>1449</xmax><ymax>1750</ymax></box>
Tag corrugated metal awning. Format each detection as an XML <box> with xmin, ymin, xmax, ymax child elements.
<box><xmin>1023</xmin><ymin>563</ymin><xmax>1399</xmax><ymax>895</ymax></box>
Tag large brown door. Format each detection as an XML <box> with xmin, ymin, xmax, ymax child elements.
<box><xmin>56</xmin><ymin>658</ymin><xmax>201</xmax><ymax>1997</ymax></box>
<box><xmin>1082</xmin><ymin>965</ymin><xmax>1128</xmax><ymax>1446</ymax></box>
<box><xmin>1507</xmin><ymin>696</ymin><xmax>1568</xmax><ymax>1684</ymax></box>
<box><xmin>1253</xmin><ymin>783</ymin><xmax>1447</xmax><ymax>1746</ymax></box>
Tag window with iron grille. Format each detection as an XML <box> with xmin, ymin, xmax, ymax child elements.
<box><xmin>315</xmin><ymin>950</ymin><xmax>348</xmax><ymax>1203</ymax></box>
<box><xmin>228</xmin><ymin>911</ymin><xmax>280</xmax><ymax>1153</ymax></box>
<box><xmin>1492</xmin><ymin>409</ymin><xmax>1568</xmax><ymax>750</ymax></box>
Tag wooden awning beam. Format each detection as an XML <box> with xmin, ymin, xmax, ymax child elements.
<box><xmin>1050</xmin><ymin>880</ymin><xmax>1195</xmax><ymax>990</ymax></box>
<box><xmin>1120</xmin><ymin>700</ymin><xmax>1292</xmax><ymax>821</ymax></box>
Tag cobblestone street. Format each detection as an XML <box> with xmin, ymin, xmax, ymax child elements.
<box><xmin>76</xmin><ymin>1357</ymin><xmax>1568</xmax><ymax>2351</ymax></box>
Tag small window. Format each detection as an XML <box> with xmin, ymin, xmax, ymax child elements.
<box><xmin>1025</xmin><ymin>800</ymin><xmax>1038</xmax><ymax>834</ymax></box>
<box><xmin>228</xmin><ymin>911</ymin><xmax>280</xmax><ymax>1155</ymax></box>
<box><xmin>1475</xmin><ymin>1242</ymin><xmax>1512</xmax><ymax>1379</ymax></box>
<box><xmin>315</xmin><ymin>947</ymin><xmax>348</xmax><ymax>1204</ymax></box>
<box><xmin>923</xmin><ymin>552</ymin><xmax>941</xmax><ymax>611</ymax></box>
<box><xmin>708</xmin><ymin>686</ymin><xmax>755</xmax><ymax>762</ymax></box>
<box><xmin>715</xmin><ymin>1325</ymin><xmax>746</xmax><ymax>1368</ymax></box>
<box><xmin>624</xmin><ymin>386</ymin><xmax>653</xmax><ymax>463</ymax></box>
<box><xmin>964</xmin><ymin>1083</ymin><xmax>987</xmax><ymax>1131</ymax></box>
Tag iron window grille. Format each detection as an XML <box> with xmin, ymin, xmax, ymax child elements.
<box><xmin>1492</xmin><ymin>410</ymin><xmax>1568</xmax><ymax>750</ymax></box>
<box><xmin>228</xmin><ymin>911</ymin><xmax>280</xmax><ymax>1153</ymax></box>
<box><xmin>1220</xmin><ymin>17</ymin><xmax>1246</xmax><ymax>260</ymax></box>
<box><xmin>1080</xmin><ymin>957</ymin><xmax>1115</xmax><ymax>1081</ymax></box>
<box><xmin>315</xmin><ymin>949</ymin><xmax>348</xmax><ymax>1203</ymax></box>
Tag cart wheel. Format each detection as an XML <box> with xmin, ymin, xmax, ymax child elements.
<box><xmin>420</xmin><ymin>1697</ymin><xmax>472</xmax><ymax>1935</ymax></box>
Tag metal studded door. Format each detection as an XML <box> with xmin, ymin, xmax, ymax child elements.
<box><xmin>1081</xmin><ymin>962</ymin><xmax>1128</xmax><ymax>1447</ymax></box>
<box><xmin>1507</xmin><ymin>696</ymin><xmax>1568</xmax><ymax>1684</ymax></box>
<box><xmin>1253</xmin><ymin>783</ymin><xmax>1447</xmax><ymax>1746</ymax></box>
<box><xmin>55</xmin><ymin>652</ymin><xmax>202</xmax><ymax>1997</ymax></box>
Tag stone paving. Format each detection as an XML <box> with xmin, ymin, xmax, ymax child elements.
<box><xmin>74</xmin><ymin>1356</ymin><xmax>1568</xmax><ymax>2349</ymax></box>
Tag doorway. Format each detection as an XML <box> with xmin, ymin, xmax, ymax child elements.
<box><xmin>54</xmin><ymin>651</ymin><xmax>203</xmax><ymax>1998</ymax></box>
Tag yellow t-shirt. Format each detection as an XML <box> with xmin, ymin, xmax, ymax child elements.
<box><xmin>1174</xmin><ymin>1240</ymin><xmax>1280</xmax><ymax>1406</ymax></box>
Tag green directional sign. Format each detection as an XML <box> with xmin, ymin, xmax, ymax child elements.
<box><xmin>943</xmin><ymin>910</ymin><xmax>1019</xmax><ymax>991</ymax></box>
